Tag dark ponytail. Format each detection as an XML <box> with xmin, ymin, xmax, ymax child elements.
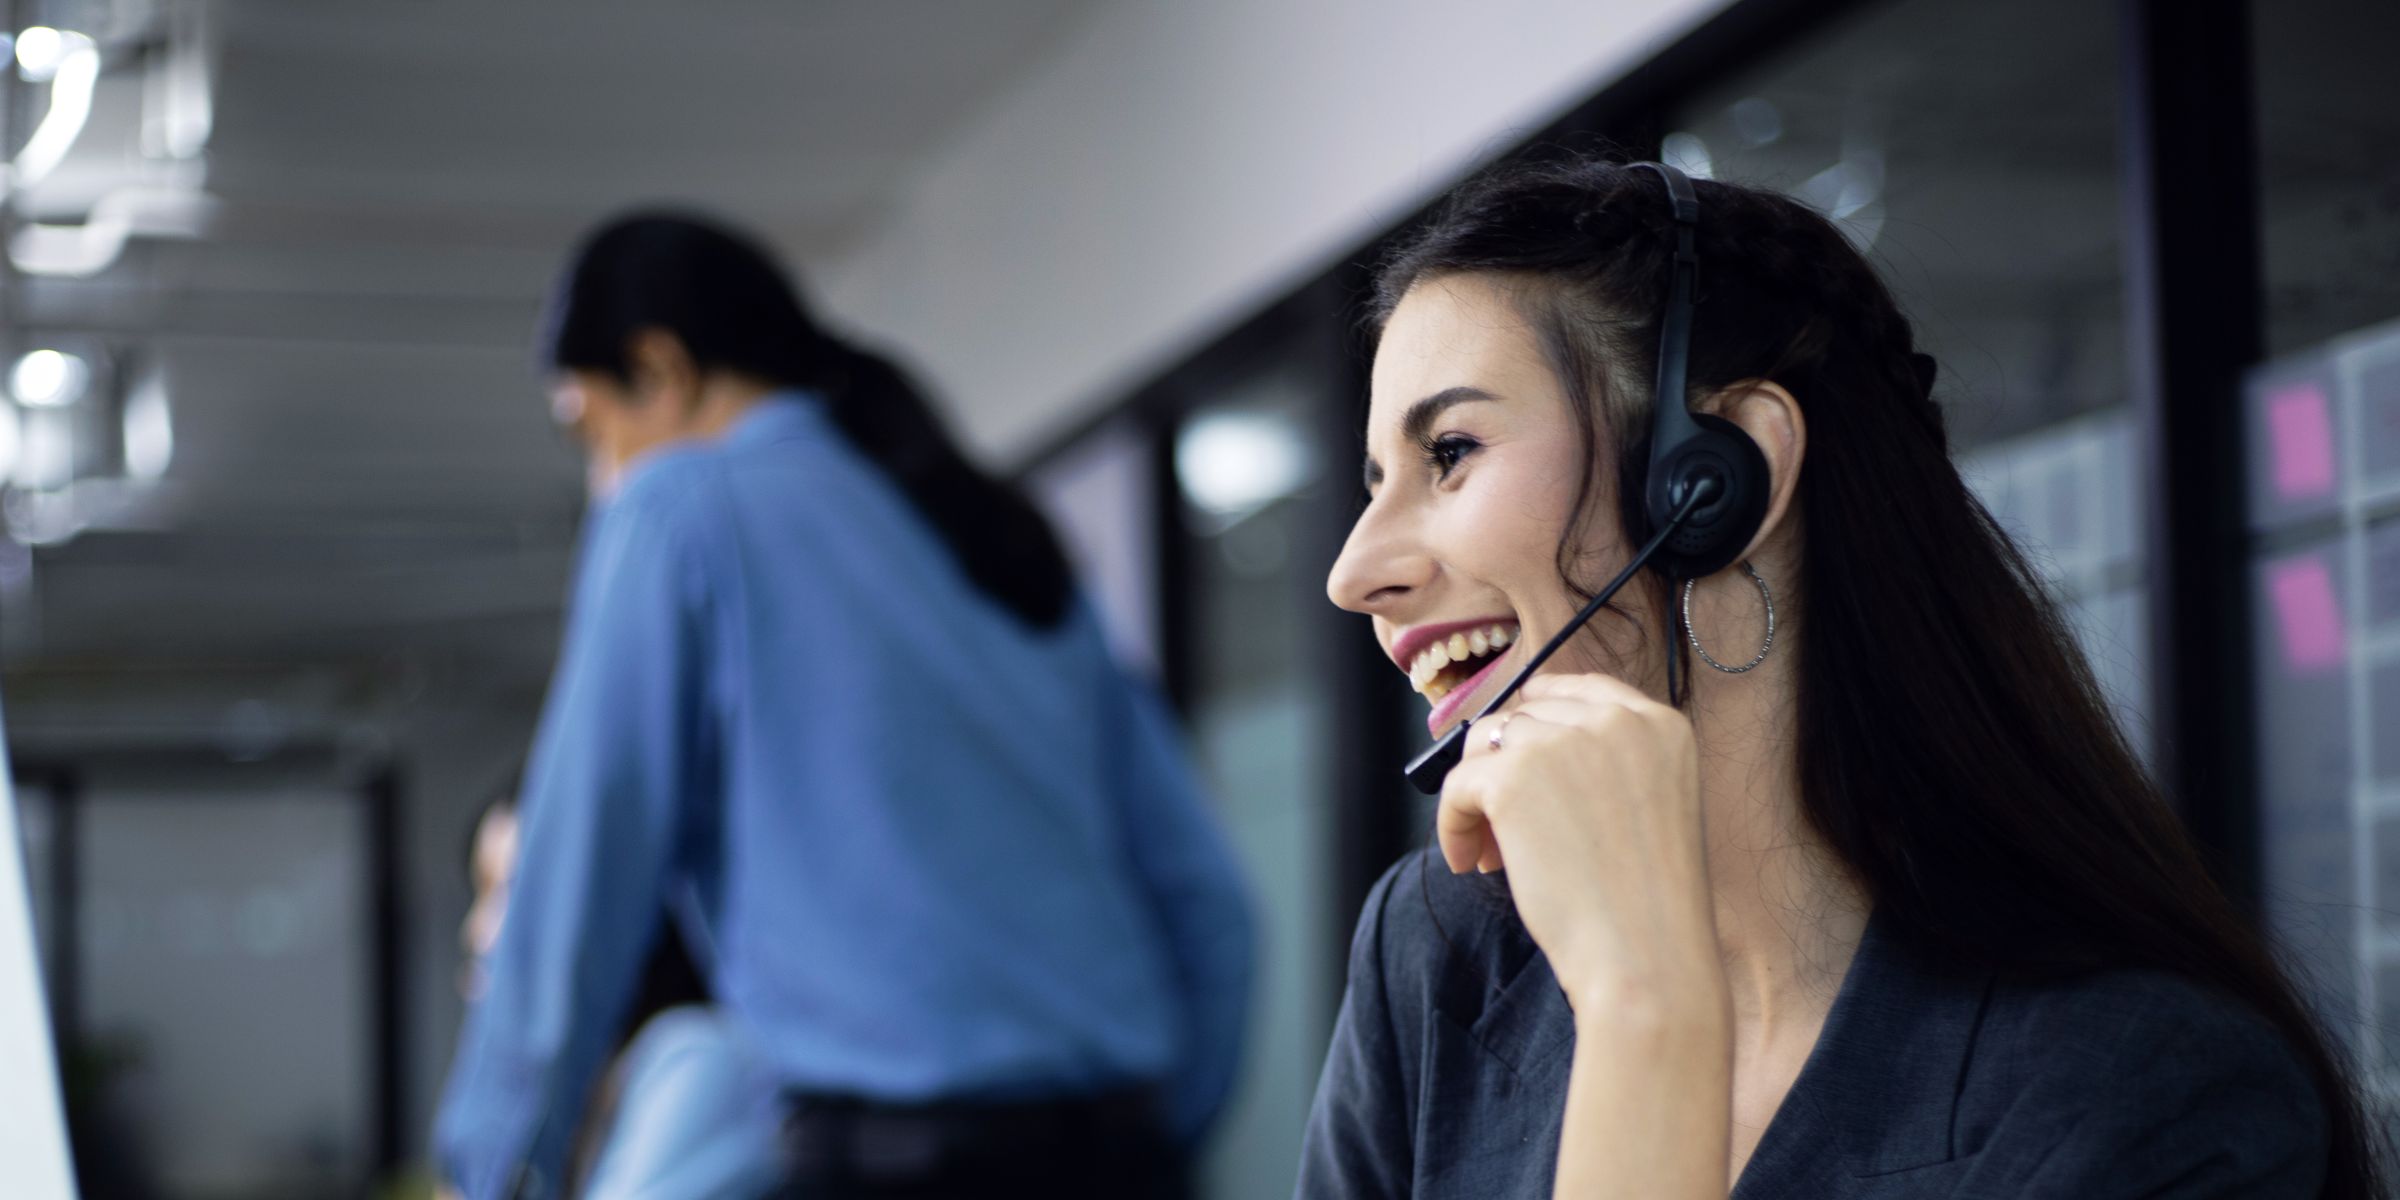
<box><xmin>540</xmin><ymin>211</ymin><xmax>1073</xmax><ymax>628</ymax></box>
<box><xmin>811</xmin><ymin>342</ymin><xmax>1074</xmax><ymax>628</ymax></box>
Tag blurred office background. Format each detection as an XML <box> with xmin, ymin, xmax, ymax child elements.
<box><xmin>0</xmin><ymin>0</ymin><xmax>2393</xmax><ymax>1196</ymax></box>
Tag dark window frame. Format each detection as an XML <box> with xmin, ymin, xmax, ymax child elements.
<box><xmin>2119</xmin><ymin>0</ymin><xmax>2270</xmax><ymax>910</ymax></box>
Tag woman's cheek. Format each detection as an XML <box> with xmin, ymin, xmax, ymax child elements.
<box><xmin>1451</xmin><ymin>465</ymin><xmax>1573</xmax><ymax>583</ymax></box>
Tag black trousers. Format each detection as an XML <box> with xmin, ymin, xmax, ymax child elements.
<box><xmin>778</xmin><ymin>1087</ymin><xmax>1189</xmax><ymax>1200</ymax></box>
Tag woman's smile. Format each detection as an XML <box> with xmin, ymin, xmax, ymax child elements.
<box><xmin>1387</xmin><ymin>616</ymin><xmax>1523</xmax><ymax>733</ymax></box>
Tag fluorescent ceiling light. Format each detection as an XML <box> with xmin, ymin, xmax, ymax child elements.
<box><xmin>144</xmin><ymin>7</ymin><xmax>212</xmax><ymax>160</ymax></box>
<box><xmin>8</xmin><ymin>29</ymin><xmax>98</xmax><ymax>191</ymax></box>
<box><xmin>10</xmin><ymin>350</ymin><xmax>87</xmax><ymax>409</ymax></box>
<box><xmin>13</xmin><ymin>25</ymin><xmax>62</xmax><ymax>79</ymax></box>
<box><xmin>11</xmin><ymin>186</ymin><xmax>218</xmax><ymax>277</ymax></box>
<box><xmin>123</xmin><ymin>372</ymin><xmax>173</xmax><ymax>481</ymax></box>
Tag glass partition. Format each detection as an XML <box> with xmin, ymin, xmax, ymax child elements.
<box><xmin>1664</xmin><ymin>0</ymin><xmax>2147</xmax><ymax>751</ymax></box>
<box><xmin>1172</xmin><ymin>350</ymin><xmax>1340</xmax><ymax>1200</ymax></box>
<box><xmin>2248</xmin><ymin>0</ymin><xmax>2400</xmax><ymax>1110</ymax></box>
<box><xmin>2247</xmin><ymin>319</ymin><xmax>2400</xmax><ymax>1098</ymax></box>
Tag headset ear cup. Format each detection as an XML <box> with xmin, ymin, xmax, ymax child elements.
<box><xmin>1644</xmin><ymin>412</ymin><xmax>1772</xmax><ymax>579</ymax></box>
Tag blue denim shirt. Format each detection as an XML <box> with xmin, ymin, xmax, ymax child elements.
<box><xmin>1298</xmin><ymin>850</ymin><xmax>2327</xmax><ymax>1199</ymax></box>
<box><xmin>435</xmin><ymin>395</ymin><xmax>1254</xmax><ymax>1200</ymax></box>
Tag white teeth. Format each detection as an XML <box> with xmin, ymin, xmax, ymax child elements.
<box><xmin>1404</xmin><ymin>622</ymin><xmax>1522</xmax><ymax>699</ymax></box>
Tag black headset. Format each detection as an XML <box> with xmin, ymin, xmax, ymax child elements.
<box><xmin>1402</xmin><ymin>159</ymin><xmax>1771</xmax><ymax>794</ymax></box>
<box><xmin>1632</xmin><ymin>161</ymin><xmax>1772</xmax><ymax>578</ymax></box>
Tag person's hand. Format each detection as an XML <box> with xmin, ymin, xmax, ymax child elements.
<box><xmin>1435</xmin><ymin>672</ymin><xmax>1721</xmax><ymax>1010</ymax></box>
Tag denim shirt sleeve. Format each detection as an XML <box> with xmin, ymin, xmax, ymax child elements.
<box><xmin>1296</xmin><ymin>863</ymin><xmax>1413</xmax><ymax>1200</ymax></box>
<box><xmin>1109</xmin><ymin>674</ymin><xmax>1257</xmax><ymax>1145</ymax></box>
<box><xmin>433</xmin><ymin>485</ymin><xmax>717</xmax><ymax>1200</ymax></box>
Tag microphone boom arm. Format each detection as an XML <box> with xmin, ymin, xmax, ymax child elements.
<box><xmin>1403</xmin><ymin>484</ymin><xmax>1711</xmax><ymax>794</ymax></box>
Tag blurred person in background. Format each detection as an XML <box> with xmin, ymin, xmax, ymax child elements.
<box><xmin>457</xmin><ymin>784</ymin><xmax>783</xmax><ymax>1200</ymax></box>
<box><xmin>1302</xmin><ymin>157</ymin><xmax>2380</xmax><ymax>1197</ymax></box>
<box><xmin>434</xmin><ymin>213</ymin><xmax>1254</xmax><ymax>1200</ymax></box>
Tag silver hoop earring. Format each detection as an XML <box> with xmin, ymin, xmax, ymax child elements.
<box><xmin>1682</xmin><ymin>562</ymin><xmax>1775</xmax><ymax>674</ymax></box>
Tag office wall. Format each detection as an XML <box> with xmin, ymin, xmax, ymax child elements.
<box><xmin>818</xmin><ymin>0</ymin><xmax>1734</xmax><ymax>464</ymax></box>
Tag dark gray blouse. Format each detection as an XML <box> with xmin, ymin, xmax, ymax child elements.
<box><xmin>1296</xmin><ymin>850</ymin><xmax>2328</xmax><ymax>1199</ymax></box>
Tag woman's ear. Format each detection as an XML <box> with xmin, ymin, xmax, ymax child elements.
<box><xmin>623</xmin><ymin>327</ymin><xmax>700</xmax><ymax>409</ymax></box>
<box><xmin>1711</xmin><ymin>380</ymin><xmax>1806</xmax><ymax>562</ymax></box>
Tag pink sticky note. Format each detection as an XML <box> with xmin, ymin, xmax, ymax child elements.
<box><xmin>2267</xmin><ymin>555</ymin><xmax>2347</xmax><ymax>673</ymax></box>
<box><xmin>2266</xmin><ymin>383</ymin><xmax>2336</xmax><ymax>500</ymax></box>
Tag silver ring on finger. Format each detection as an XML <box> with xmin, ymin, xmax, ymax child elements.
<box><xmin>1485</xmin><ymin>713</ymin><xmax>1516</xmax><ymax>751</ymax></box>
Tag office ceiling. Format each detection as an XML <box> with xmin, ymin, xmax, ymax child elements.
<box><xmin>0</xmin><ymin>0</ymin><xmax>1101</xmax><ymax>743</ymax></box>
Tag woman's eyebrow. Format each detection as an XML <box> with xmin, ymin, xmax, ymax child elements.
<box><xmin>1362</xmin><ymin>386</ymin><xmax>1500</xmax><ymax>491</ymax></box>
<box><xmin>1401</xmin><ymin>386</ymin><xmax>1498</xmax><ymax>444</ymax></box>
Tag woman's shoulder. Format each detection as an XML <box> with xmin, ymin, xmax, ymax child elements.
<box><xmin>1983</xmin><ymin>961</ymin><xmax>2317</xmax><ymax>1082</ymax></box>
<box><xmin>1775</xmin><ymin>923</ymin><xmax>2332</xmax><ymax>1193</ymax></box>
<box><xmin>601</xmin><ymin>443</ymin><xmax>742</xmax><ymax>546</ymax></box>
<box><xmin>1962</xmin><ymin>958</ymin><xmax>2328</xmax><ymax>1160</ymax></box>
<box><xmin>1304</xmin><ymin>849</ymin><xmax>1571</xmax><ymax>1200</ymax></box>
<box><xmin>599</xmin><ymin>407</ymin><xmax>886</xmax><ymax>557</ymax></box>
<box><xmin>1348</xmin><ymin>848</ymin><xmax>1545</xmax><ymax>1029</ymax></box>
<box><xmin>609</xmin><ymin>398</ymin><xmax>852</xmax><ymax>503</ymax></box>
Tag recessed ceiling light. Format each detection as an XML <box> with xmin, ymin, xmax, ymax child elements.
<box><xmin>14</xmin><ymin>25</ymin><xmax>63</xmax><ymax>80</ymax></box>
<box><xmin>10</xmin><ymin>349</ymin><xmax>87</xmax><ymax>409</ymax></box>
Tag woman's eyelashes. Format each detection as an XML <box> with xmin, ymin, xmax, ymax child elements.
<box><xmin>1420</xmin><ymin>432</ymin><xmax>1482</xmax><ymax>481</ymax></box>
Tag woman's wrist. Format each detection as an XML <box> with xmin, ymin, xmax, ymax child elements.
<box><xmin>1564</xmin><ymin>961</ymin><xmax>1731</xmax><ymax>1044</ymax></box>
<box><xmin>1555</xmin><ymin>965</ymin><xmax>1734</xmax><ymax>1200</ymax></box>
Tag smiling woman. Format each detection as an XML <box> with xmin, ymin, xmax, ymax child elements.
<box><xmin>1297</xmin><ymin>156</ymin><xmax>2383</xmax><ymax>1200</ymax></box>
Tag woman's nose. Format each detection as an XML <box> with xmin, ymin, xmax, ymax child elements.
<box><xmin>1327</xmin><ymin>503</ymin><xmax>1434</xmax><ymax>615</ymax></box>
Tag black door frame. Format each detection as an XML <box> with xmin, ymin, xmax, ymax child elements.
<box><xmin>10</xmin><ymin>746</ymin><xmax>409</xmax><ymax>1187</ymax></box>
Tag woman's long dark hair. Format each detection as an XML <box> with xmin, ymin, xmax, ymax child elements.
<box><xmin>539</xmin><ymin>212</ymin><xmax>1073</xmax><ymax>628</ymax></box>
<box><xmin>1374</xmin><ymin>157</ymin><xmax>2381</xmax><ymax>1196</ymax></box>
